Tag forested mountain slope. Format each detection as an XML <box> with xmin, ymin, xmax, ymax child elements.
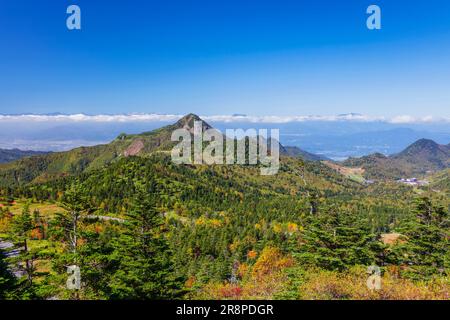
<box><xmin>343</xmin><ymin>139</ymin><xmax>450</xmax><ymax>179</ymax></box>
<box><xmin>0</xmin><ymin>149</ymin><xmax>48</xmax><ymax>164</ymax></box>
<box><xmin>0</xmin><ymin>114</ymin><xmax>326</xmax><ymax>187</ymax></box>
<box><xmin>0</xmin><ymin>135</ymin><xmax>447</xmax><ymax>300</ymax></box>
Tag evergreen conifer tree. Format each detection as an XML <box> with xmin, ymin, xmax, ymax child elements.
<box><xmin>0</xmin><ymin>248</ymin><xmax>16</xmax><ymax>299</ymax></box>
<box><xmin>397</xmin><ymin>197</ymin><xmax>449</xmax><ymax>279</ymax></box>
<box><xmin>108</xmin><ymin>183</ymin><xmax>185</xmax><ymax>299</ymax></box>
<box><xmin>296</xmin><ymin>208</ymin><xmax>383</xmax><ymax>271</ymax></box>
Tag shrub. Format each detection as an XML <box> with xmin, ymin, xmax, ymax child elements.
<box><xmin>298</xmin><ymin>266</ymin><xmax>449</xmax><ymax>300</ymax></box>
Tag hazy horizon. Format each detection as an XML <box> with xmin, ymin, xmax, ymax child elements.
<box><xmin>0</xmin><ymin>112</ymin><xmax>449</xmax><ymax>161</ymax></box>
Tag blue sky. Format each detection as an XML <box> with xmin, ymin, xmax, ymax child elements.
<box><xmin>1</xmin><ymin>0</ymin><xmax>450</xmax><ymax>117</ymax></box>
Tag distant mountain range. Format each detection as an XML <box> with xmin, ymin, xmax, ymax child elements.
<box><xmin>0</xmin><ymin>148</ymin><xmax>49</xmax><ymax>164</ymax></box>
<box><xmin>0</xmin><ymin>114</ymin><xmax>325</xmax><ymax>186</ymax></box>
<box><xmin>0</xmin><ymin>114</ymin><xmax>448</xmax><ymax>186</ymax></box>
<box><xmin>1</xmin><ymin>113</ymin><xmax>449</xmax><ymax>157</ymax></box>
<box><xmin>343</xmin><ymin>139</ymin><xmax>450</xmax><ymax>179</ymax></box>
<box><xmin>2</xmin><ymin>125</ymin><xmax>443</xmax><ymax>160</ymax></box>
<box><xmin>280</xmin><ymin>127</ymin><xmax>450</xmax><ymax>160</ymax></box>
<box><xmin>281</xmin><ymin>146</ymin><xmax>330</xmax><ymax>161</ymax></box>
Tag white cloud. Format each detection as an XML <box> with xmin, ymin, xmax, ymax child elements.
<box><xmin>201</xmin><ymin>114</ymin><xmax>382</xmax><ymax>123</ymax></box>
<box><xmin>387</xmin><ymin>115</ymin><xmax>450</xmax><ymax>124</ymax></box>
<box><xmin>0</xmin><ymin>113</ymin><xmax>181</xmax><ymax>123</ymax></box>
<box><xmin>0</xmin><ymin>113</ymin><xmax>448</xmax><ymax>124</ymax></box>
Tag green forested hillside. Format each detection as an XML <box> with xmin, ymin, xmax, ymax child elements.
<box><xmin>0</xmin><ymin>114</ymin><xmax>330</xmax><ymax>189</ymax></box>
<box><xmin>0</xmin><ymin>149</ymin><xmax>49</xmax><ymax>164</ymax></box>
<box><xmin>343</xmin><ymin>139</ymin><xmax>450</xmax><ymax>179</ymax></box>
<box><xmin>0</xmin><ymin>116</ymin><xmax>448</xmax><ymax>300</ymax></box>
<box><xmin>0</xmin><ymin>114</ymin><xmax>208</xmax><ymax>187</ymax></box>
<box><xmin>430</xmin><ymin>169</ymin><xmax>450</xmax><ymax>195</ymax></box>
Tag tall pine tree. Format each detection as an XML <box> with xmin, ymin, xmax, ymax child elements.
<box><xmin>396</xmin><ymin>197</ymin><xmax>449</xmax><ymax>279</ymax></box>
<box><xmin>0</xmin><ymin>248</ymin><xmax>16</xmax><ymax>299</ymax></box>
<box><xmin>10</xmin><ymin>203</ymin><xmax>35</xmax><ymax>287</ymax></box>
<box><xmin>108</xmin><ymin>183</ymin><xmax>185</xmax><ymax>299</ymax></box>
<box><xmin>296</xmin><ymin>207</ymin><xmax>384</xmax><ymax>271</ymax></box>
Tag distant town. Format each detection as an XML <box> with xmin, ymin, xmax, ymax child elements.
<box><xmin>397</xmin><ymin>178</ymin><xmax>429</xmax><ymax>187</ymax></box>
